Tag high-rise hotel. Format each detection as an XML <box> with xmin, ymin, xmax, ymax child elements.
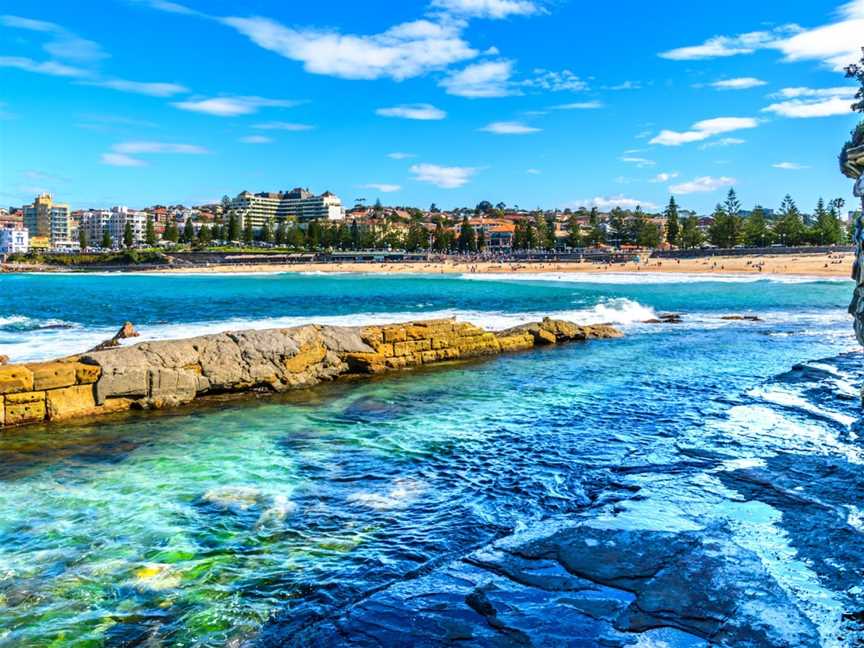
<box><xmin>231</xmin><ymin>188</ymin><xmax>344</xmax><ymax>230</ymax></box>
<box><xmin>23</xmin><ymin>193</ymin><xmax>74</xmax><ymax>249</ymax></box>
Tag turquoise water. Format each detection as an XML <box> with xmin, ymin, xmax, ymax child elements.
<box><xmin>0</xmin><ymin>272</ymin><xmax>862</xmax><ymax>646</ymax></box>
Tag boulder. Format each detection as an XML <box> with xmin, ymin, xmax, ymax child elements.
<box><xmin>46</xmin><ymin>385</ymin><xmax>98</xmax><ymax>421</ymax></box>
<box><xmin>0</xmin><ymin>365</ymin><xmax>33</xmax><ymax>395</ymax></box>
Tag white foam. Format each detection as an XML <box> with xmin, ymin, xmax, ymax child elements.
<box><xmin>459</xmin><ymin>272</ymin><xmax>851</xmax><ymax>285</ymax></box>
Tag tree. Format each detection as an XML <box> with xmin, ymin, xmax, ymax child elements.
<box><xmin>242</xmin><ymin>219</ymin><xmax>254</xmax><ymax>244</ymax></box>
<box><xmin>261</xmin><ymin>218</ymin><xmax>275</xmax><ymax>244</ymax></box>
<box><xmin>79</xmin><ymin>228</ymin><xmax>88</xmax><ymax>250</ymax></box>
<box><xmin>123</xmin><ymin>220</ymin><xmax>134</xmax><ymax>248</ymax></box>
<box><xmin>723</xmin><ymin>188</ymin><xmax>742</xmax><ymax>218</ymax></box>
<box><xmin>228</xmin><ymin>212</ymin><xmax>241</xmax><ymax>241</ymax></box>
<box><xmin>845</xmin><ymin>46</ymin><xmax>864</xmax><ymax>114</ymax></box>
<box><xmin>566</xmin><ymin>214</ymin><xmax>583</xmax><ymax>248</ymax></box>
<box><xmin>707</xmin><ymin>204</ymin><xmax>742</xmax><ymax>248</ymax></box>
<box><xmin>405</xmin><ymin>220</ymin><xmax>428</xmax><ymax>251</ymax></box>
<box><xmin>664</xmin><ymin>196</ymin><xmax>679</xmax><ymax>245</ymax></box>
<box><xmin>812</xmin><ymin>197</ymin><xmax>843</xmax><ymax>245</ymax></box>
<box><xmin>101</xmin><ymin>226</ymin><xmax>112</xmax><ymax>249</ymax></box>
<box><xmin>587</xmin><ymin>207</ymin><xmax>605</xmax><ymax>246</ymax></box>
<box><xmin>608</xmin><ymin>208</ymin><xmax>626</xmax><ymax>247</ymax></box>
<box><xmin>742</xmin><ymin>206</ymin><xmax>771</xmax><ymax>247</ymax></box>
<box><xmin>679</xmin><ymin>216</ymin><xmax>705</xmax><ymax>249</ymax></box>
<box><xmin>145</xmin><ymin>215</ymin><xmax>157</xmax><ymax>246</ymax></box>
<box><xmin>774</xmin><ymin>195</ymin><xmax>805</xmax><ymax>246</ymax></box>
<box><xmin>458</xmin><ymin>216</ymin><xmax>477</xmax><ymax>252</ymax></box>
<box><xmin>183</xmin><ymin>219</ymin><xmax>195</xmax><ymax>244</ymax></box>
<box><xmin>275</xmin><ymin>220</ymin><xmax>287</xmax><ymax>245</ymax></box>
<box><xmin>220</xmin><ymin>195</ymin><xmax>232</xmax><ymax>216</ymax></box>
<box><xmin>163</xmin><ymin>221</ymin><xmax>179</xmax><ymax>243</ymax></box>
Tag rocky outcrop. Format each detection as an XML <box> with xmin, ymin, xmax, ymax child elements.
<box><xmin>849</xmin><ymin>177</ymin><xmax>864</xmax><ymax>354</ymax></box>
<box><xmin>0</xmin><ymin>317</ymin><xmax>621</xmax><ymax>431</ymax></box>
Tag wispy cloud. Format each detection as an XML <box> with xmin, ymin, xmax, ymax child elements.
<box><xmin>526</xmin><ymin>168</ymin><xmax>541</xmax><ymax>175</ymax></box>
<box><xmin>772</xmin><ymin>161</ymin><xmax>809</xmax><ymax>170</ymax></box>
<box><xmin>1</xmin><ymin>14</ymin><xmax>108</xmax><ymax>63</ymax></box>
<box><xmin>552</xmin><ymin>101</ymin><xmax>603</xmax><ymax>110</ymax></box>
<box><xmin>699</xmin><ymin>137</ymin><xmax>746</xmax><ymax>149</ymax></box>
<box><xmin>575</xmin><ymin>196</ymin><xmax>659</xmax><ymax>211</ymax></box>
<box><xmin>708</xmin><ymin>77</ymin><xmax>767</xmax><ymax>90</ymax></box>
<box><xmin>651</xmin><ymin>117</ymin><xmax>758</xmax><ymax>146</ymax></box>
<box><xmin>410</xmin><ymin>163</ymin><xmax>478</xmax><ymax>188</ymax></box>
<box><xmin>239</xmin><ymin>135</ymin><xmax>273</xmax><ymax>144</ymax></box>
<box><xmin>521</xmin><ymin>68</ymin><xmax>587</xmax><ymax>92</ymax></box>
<box><xmin>439</xmin><ymin>59</ymin><xmax>513</xmax><ymax>97</ymax></box>
<box><xmin>82</xmin><ymin>78</ymin><xmax>188</xmax><ymax>97</ymax></box>
<box><xmin>0</xmin><ymin>56</ymin><xmax>89</xmax><ymax>78</ymax></box>
<box><xmin>101</xmin><ymin>140</ymin><xmax>208</xmax><ymax>166</ymax></box>
<box><xmin>376</xmin><ymin>103</ymin><xmax>446</xmax><ymax>120</ymax></box>
<box><xmin>479</xmin><ymin>121</ymin><xmax>540</xmax><ymax>134</ymax></box>
<box><xmin>650</xmin><ymin>172</ymin><xmax>679</xmax><ymax>183</ymax></box>
<box><xmin>429</xmin><ymin>0</ymin><xmax>542</xmax><ymax>19</ymax></box>
<box><xmin>360</xmin><ymin>183</ymin><xmax>402</xmax><ymax>192</ymax></box>
<box><xmin>387</xmin><ymin>152</ymin><xmax>416</xmax><ymax>160</ymax></box>
<box><xmin>620</xmin><ymin>156</ymin><xmax>655</xmax><ymax>168</ymax></box>
<box><xmin>173</xmin><ymin>96</ymin><xmax>302</xmax><ymax>116</ymax></box>
<box><xmin>660</xmin><ymin>2</ymin><xmax>864</xmax><ymax>70</ymax></box>
<box><xmin>670</xmin><ymin>176</ymin><xmax>735</xmax><ymax>194</ymax></box>
<box><xmin>762</xmin><ymin>86</ymin><xmax>856</xmax><ymax>118</ymax></box>
<box><xmin>253</xmin><ymin>121</ymin><xmax>314</xmax><ymax>131</ymax></box>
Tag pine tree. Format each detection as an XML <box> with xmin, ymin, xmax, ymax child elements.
<box><xmin>664</xmin><ymin>196</ymin><xmax>679</xmax><ymax>245</ymax></box>
<box><xmin>183</xmin><ymin>219</ymin><xmax>194</xmax><ymax>244</ymax></box>
<box><xmin>123</xmin><ymin>220</ymin><xmax>134</xmax><ymax>248</ymax></box>
<box><xmin>242</xmin><ymin>219</ymin><xmax>254</xmax><ymax>245</ymax></box>
<box><xmin>774</xmin><ymin>195</ymin><xmax>805</xmax><ymax>246</ymax></box>
<box><xmin>742</xmin><ymin>206</ymin><xmax>771</xmax><ymax>247</ymax></box>
<box><xmin>588</xmin><ymin>207</ymin><xmax>605</xmax><ymax>246</ymax></box>
<box><xmin>262</xmin><ymin>218</ymin><xmax>275</xmax><ymax>244</ymax></box>
<box><xmin>102</xmin><ymin>226</ymin><xmax>112</xmax><ymax>249</ymax></box>
<box><xmin>79</xmin><ymin>228</ymin><xmax>88</xmax><ymax>250</ymax></box>
<box><xmin>458</xmin><ymin>216</ymin><xmax>476</xmax><ymax>252</ymax></box>
<box><xmin>566</xmin><ymin>214</ymin><xmax>583</xmax><ymax>248</ymax></box>
<box><xmin>679</xmin><ymin>216</ymin><xmax>705</xmax><ymax>249</ymax></box>
<box><xmin>350</xmin><ymin>219</ymin><xmax>360</xmax><ymax>249</ymax></box>
<box><xmin>145</xmin><ymin>215</ymin><xmax>157</xmax><ymax>246</ymax></box>
<box><xmin>228</xmin><ymin>213</ymin><xmax>241</xmax><ymax>241</ymax></box>
<box><xmin>275</xmin><ymin>221</ymin><xmax>286</xmax><ymax>245</ymax></box>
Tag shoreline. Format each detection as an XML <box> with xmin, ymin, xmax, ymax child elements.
<box><xmin>2</xmin><ymin>252</ymin><xmax>853</xmax><ymax>278</ymax></box>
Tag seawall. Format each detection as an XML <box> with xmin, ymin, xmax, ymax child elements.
<box><xmin>0</xmin><ymin>318</ymin><xmax>621</xmax><ymax>430</ymax></box>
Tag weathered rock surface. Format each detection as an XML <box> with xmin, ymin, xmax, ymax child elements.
<box><xmin>0</xmin><ymin>318</ymin><xmax>621</xmax><ymax>431</ymax></box>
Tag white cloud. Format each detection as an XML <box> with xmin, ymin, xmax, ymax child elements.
<box><xmin>576</xmin><ymin>196</ymin><xmax>659</xmax><ymax>211</ymax></box>
<box><xmin>669</xmin><ymin>176</ymin><xmax>735</xmax><ymax>194</ymax></box>
<box><xmin>173</xmin><ymin>96</ymin><xmax>301</xmax><ymax>116</ymax></box>
<box><xmin>650</xmin><ymin>172</ymin><xmax>679</xmax><ymax>183</ymax></box>
<box><xmin>1</xmin><ymin>14</ymin><xmax>107</xmax><ymax>63</ymax></box>
<box><xmin>376</xmin><ymin>103</ymin><xmax>446</xmax><ymax>120</ymax></box>
<box><xmin>221</xmin><ymin>15</ymin><xmax>477</xmax><ymax>81</ymax></box>
<box><xmin>709</xmin><ymin>77</ymin><xmax>767</xmax><ymax>90</ymax></box>
<box><xmin>605</xmin><ymin>81</ymin><xmax>641</xmax><ymax>90</ymax></box>
<box><xmin>552</xmin><ymin>101</ymin><xmax>603</xmax><ymax>110</ymax></box>
<box><xmin>650</xmin><ymin>116</ymin><xmax>758</xmax><ymax>146</ymax></box>
<box><xmin>772</xmin><ymin>162</ymin><xmax>809</xmax><ymax>170</ymax></box>
<box><xmin>82</xmin><ymin>79</ymin><xmax>188</xmax><ymax>97</ymax></box>
<box><xmin>410</xmin><ymin>163</ymin><xmax>477</xmax><ymax>188</ymax></box>
<box><xmin>620</xmin><ymin>156</ymin><xmax>655</xmax><ymax>168</ymax></box>
<box><xmin>521</xmin><ymin>68</ymin><xmax>587</xmax><ymax>92</ymax></box>
<box><xmin>762</xmin><ymin>86</ymin><xmax>856</xmax><ymax>118</ymax></box>
<box><xmin>239</xmin><ymin>135</ymin><xmax>273</xmax><ymax>144</ymax></box>
<box><xmin>479</xmin><ymin>121</ymin><xmax>540</xmax><ymax>134</ymax></box>
<box><xmin>526</xmin><ymin>168</ymin><xmax>541</xmax><ymax>175</ymax></box>
<box><xmin>101</xmin><ymin>153</ymin><xmax>145</xmax><ymax>167</ymax></box>
<box><xmin>429</xmin><ymin>0</ymin><xmax>541</xmax><ymax>19</ymax></box>
<box><xmin>699</xmin><ymin>137</ymin><xmax>746</xmax><ymax>149</ymax></box>
<box><xmin>253</xmin><ymin>121</ymin><xmax>314</xmax><ymax>131</ymax></box>
<box><xmin>360</xmin><ymin>183</ymin><xmax>402</xmax><ymax>192</ymax></box>
<box><xmin>102</xmin><ymin>140</ymin><xmax>208</xmax><ymax>166</ymax></box>
<box><xmin>0</xmin><ymin>56</ymin><xmax>89</xmax><ymax>78</ymax></box>
<box><xmin>439</xmin><ymin>59</ymin><xmax>513</xmax><ymax>97</ymax></box>
<box><xmin>387</xmin><ymin>152</ymin><xmax>416</xmax><ymax>159</ymax></box>
<box><xmin>660</xmin><ymin>3</ymin><xmax>864</xmax><ymax>70</ymax></box>
<box><xmin>113</xmin><ymin>141</ymin><xmax>208</xmax><ymax>154</ymax></box>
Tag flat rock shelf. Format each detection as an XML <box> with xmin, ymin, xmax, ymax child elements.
<box><xmin>0</xmin><ymin>317</ymin><xmax>621</xmax><ymax>431</ymax></box>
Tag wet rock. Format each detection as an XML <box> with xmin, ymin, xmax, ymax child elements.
<box><xmin>644</xmin><ymin>313</ymin><xmax>683</xmax><ymax>324</ymax></box>
<box><xmin>720</xmin><ymin>315</ymin><xmax>762</xmax><ymax>322</ymax></box>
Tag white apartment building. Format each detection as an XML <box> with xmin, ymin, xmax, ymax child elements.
<box><xmin>79</xmin><ymin>207</ymin><xmax>147</xmax><ymax>247</ymax></box>
<box><xmin>0</xmin><ymin>226</ymin><xmax>29</xmax><ymax>254</ymax></box>
<box><xmin>231</xmin><ymin>188</ymin><xmax>344</xmax><ymax>230</ymax></box>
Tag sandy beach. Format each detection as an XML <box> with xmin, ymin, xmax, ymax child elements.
<box><xmin>144</xmin><ymin>251</ymin><xmax>854</xmax><ymax>278</ymax></box>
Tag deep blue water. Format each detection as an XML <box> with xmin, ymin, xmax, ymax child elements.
<box><xmin>0</xmin><ymin>272</ymin><xmax>862</xmax><ymax>647</ymax></box>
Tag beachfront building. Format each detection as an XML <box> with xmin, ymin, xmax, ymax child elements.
<box><xmin>231</xmin><ymin>188</ymin><xmax>344</xmax><ymax>230</ymax></box>
<box><xmin>0</xmin><ymin>224</ymin><xmax>29</xmax><ymax>254</ymax></box>
<box><xmin>23</xmin><ymin>193</ymin><xmax>74</xmax><ymax>249</ymax></box>
<box><xmin>77</xmin><ymin>207</ymin><xmax>147</xmax><ymax>247</ymax></box>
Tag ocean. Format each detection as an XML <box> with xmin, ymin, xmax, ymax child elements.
<box><xmin>0</xmin><ymin>272</ymin><xmax>861</xmax><ymax>646</ymax></box>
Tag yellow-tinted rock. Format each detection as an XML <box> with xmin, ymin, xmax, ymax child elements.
<box><xmin>383</xmin><ymin>327</ymin><xmax>407</xmax><ymax>343</ymax></box>
<box><xmin>0</xmin><ymin>396</ymin><xmax>4</xmax><ymax>427</ymax></box>
<box><xmin>0</xmin><ymin>365</ymin><xmax>33</xmax><ymax>394</ymax></box>
<box><xmin>5</xmin><ymin>394</ymin><xmax>46</xmax><ymax>426</ymax></box>
<box><xmin>46</xmin><ymin>385</ymin><xmax>98</xmax><ymax>421</ymax></box>
<box><xmin>74</xmin><ymin>362</ymin><xmax>102</xmax><ymax>384</ymax></box>
<box><xmin>6</xmin><ymin>390</ymin><xmax>45</xmax><ymax>404</ymax></box>
<box><xmin>30</xmin><ymin>362</ymin><xmax>77</xmax><ymax>391</ymax></box>
<box><xmin>283</xmin><ymin>344</ymin><xmax>326</xmax><ymax>373</ymax></box>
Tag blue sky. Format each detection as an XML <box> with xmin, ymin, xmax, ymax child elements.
<box><xmin>1</xmin><ymin>0</ymin><xmax>862</xmax><ymax>213</ymax></box>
